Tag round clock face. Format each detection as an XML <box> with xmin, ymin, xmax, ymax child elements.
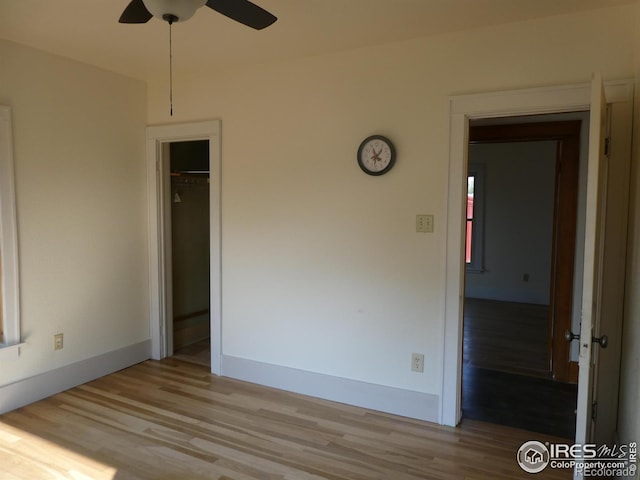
<box><xmin>357</xmin><ymin>135</ymin><xmax>396</xmax><ymax>176</ymax></box>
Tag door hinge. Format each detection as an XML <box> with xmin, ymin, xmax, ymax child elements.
<box><xmin>604</xmin><ymin>137</ymin><xmax>610</xmax><ymax>157</ymax></box>
<box><xmin>592</xmin><ymin>401</ymin><xmax>598</xmax><ymax>421</ymax></box>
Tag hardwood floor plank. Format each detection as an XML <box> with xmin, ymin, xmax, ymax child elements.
<box><xmin>462</xmin><ymin>298</ymin><xmax>577</xmax><ymax>438</ymax></box>
<box><xmin>464</xmin><ymin>297</ymin><xmax>550</xmax><ymax>377</ymax></box>
<box><xmin>1</xmin><ymin>359</ymin><xmax>572</xmax><ymax>479</ymax></box>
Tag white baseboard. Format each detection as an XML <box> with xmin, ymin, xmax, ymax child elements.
<box><xmin>0</xmin><ymin>340</ymin><xmax>151</xmax><ymax>414</ymax></box>
<box><xmin>222</xmin><ymin>355</ymin><xmax>440</xmax><ymax>423</ymax></box>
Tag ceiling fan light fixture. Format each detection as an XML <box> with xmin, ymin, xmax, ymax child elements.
<box><xmin>142</xmin><ymin>0</ymin><xmax>206</xmax><ymax>22</ymax></box>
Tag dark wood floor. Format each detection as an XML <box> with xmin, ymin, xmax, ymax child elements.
<box><xmin>463</xmin><ymin>297</ymin><xmax>550</xmax><ymax>378</ymax></box>
<box><xmin>463</xmin><ymin>365</ymin><xmax>577</xmax><ymax>439</ymax></box>
<box><xmin>462</xmin><ymin>298</ymin><xmax>577</xmax><ymax>439</ymax></box>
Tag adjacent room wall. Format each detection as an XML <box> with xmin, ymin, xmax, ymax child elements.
<box><xmin>0</xmin><ymin>40</ymin><xmax>149</xmax><ymax>401</ymax></box>
<box><xmin>146</xmin><ymin>5</ymin><xmax>635</xmax><ymax>416</ymax></box>
<box><xmin>465</xmin><ymin>141</ymin><xmax>557</xmax><ymax>305</ymax></box>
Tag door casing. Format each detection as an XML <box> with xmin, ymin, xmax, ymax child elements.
<box><xmin>442</xmin><ymin>80</ymin><xmax>633</xmax><ymax>427</ymax></box>
<box><xmin>146</xmin><ymin>120</ymin><xmax>222</xmax><ymax>375</ymax></box>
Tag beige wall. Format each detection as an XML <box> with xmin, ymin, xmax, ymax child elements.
<box><xmin>147</xmin><ymin>5</ymin><xmax>635</xmax><ymax>396</ymax></box>
<box><xmin>0</xmin><ymin>40</ymin><xmax>149</xmax><ymax>386</ymax></box>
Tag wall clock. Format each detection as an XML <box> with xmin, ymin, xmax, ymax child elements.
<box><xmin>357</xmin><ymin>135</ymin><xmax>396</xmax><ymax>176</ymax></box>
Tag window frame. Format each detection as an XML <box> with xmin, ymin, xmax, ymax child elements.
<box><xmin>0</xmin><ymin>106</ymin><xmax>22</xmax><ymax>356</ymax></box>
<box><xmin>465</xmin><ymin>163</ymin><xmax>485</xmax><ymax>273</ymax></box>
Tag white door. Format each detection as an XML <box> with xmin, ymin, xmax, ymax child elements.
<box><xmin>573</xmin><ymin>73</ymin><xmax>609</xmax><ymax>474</ymax></box>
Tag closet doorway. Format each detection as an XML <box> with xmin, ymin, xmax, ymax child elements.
<box><xmin>168</xmin><ymin>140</ymin><xmax>211</xmax><ymax>367</ymax></box>
<box><xmin>146</xmin><ymin>119</ymin><xmax>221</xmax><ymax>373</ymax></box>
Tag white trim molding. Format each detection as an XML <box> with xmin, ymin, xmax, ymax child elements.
<box><xmin>0</xmin><ymin>340</ymin><xmax>150</xmax><ymax>414</ymax></box>
<box><xmin>146</xmin><ymin>120</ymin><xmax>222</xmax><ymax>375</ymax></box>
<box><xmin>442</xmin><ymin>79</ymin><xmax>633</xmax><ymax>427</ymax></box>
<box><xmin>223</xmin><ymin>355</ymin><xmax>440</xmax><ymax>423</ymax></box>
<box><xmin>0</xmin><ymin>106</ymin><xmax>21</xmax><ymax>351</ymax></box>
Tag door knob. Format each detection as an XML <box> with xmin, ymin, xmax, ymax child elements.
<box><xmin>592</xmin><ymin>335</ymin><xmax>608</xmax><ymax>349</ymax></box>
<box><xmin>564</xmin><ymin>329</ymin><xmax>608</xmax><ymax>348</ymax></box>
<box><xmin>565</xmin><ymin>330</ymin><xmax>579</xmax><ymax>342</ymax></box>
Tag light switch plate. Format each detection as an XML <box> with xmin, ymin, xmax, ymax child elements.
<box><xmin>54</xmin><ymin>333</ymin><xmax>64</xmax><ymax>351</ymax></box>
<box><xmin>416</xmin><ymin>214</ymin><xmax>434</xmax><ymax>233</ymax></box>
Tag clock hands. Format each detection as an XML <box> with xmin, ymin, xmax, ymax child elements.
<box><xmin>370</xmin><ymin>147</ymin><xmax>383</xmax><ymax>164</ymax></box>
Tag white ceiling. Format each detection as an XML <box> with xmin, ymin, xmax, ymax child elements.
<box><xmin>0</xmin><ymin>0</ymin><xmax>636</xmax><ymax>82</ymax></box>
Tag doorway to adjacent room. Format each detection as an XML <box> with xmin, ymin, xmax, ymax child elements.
<box><xmin>461</xmin><ymin>115</ymin><xmax>586</xmax><ymax>439</ymax></box>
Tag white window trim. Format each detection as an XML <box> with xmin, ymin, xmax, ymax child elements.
<box><xmin>466</xmin><ymin>163</ymin><xmax>485</xmax><ymax>273</ymax></box>
<box><xmin>0</xmin><ymin>106</ymin><xmax>22</xmax><ymax>356</ymax></box>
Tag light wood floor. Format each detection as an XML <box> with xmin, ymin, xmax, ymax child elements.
<box><xmin>0</xmin><ymin>359</ymin><xmax>572</xmax><ymax>480</ymax></box>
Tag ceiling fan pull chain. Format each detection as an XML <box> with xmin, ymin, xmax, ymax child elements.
<box><xmin>169</xmin><ymin>19</ymin><xmax>173</xmax><ymax>116</ymax></box>
<box><xmin>162</xmin><ymin>14</ymin><xmax>178</xmax><ymax>116</ymax></box>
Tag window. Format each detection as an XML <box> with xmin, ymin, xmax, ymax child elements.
<box><xmin>0</xmin><ymin>106</ymin><xmax>21</xmax><ymax>355</ymax></box>
<box><xmin>466</xmin><ymin>164</ymin><xmax>484</xmax><ymax>273</ymax></box>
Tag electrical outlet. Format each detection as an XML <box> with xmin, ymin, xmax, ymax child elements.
<box><xmin>411</xmin><ymin>352</ymin><xmax>424</xmax><ymax>373</ymax></box>
<box><xmin>416</xmin><ymin>215</ymin><xmax>434</xmax><ymax>233</ymax></box>
<box><xmin>54</xmin><ymin>333</ymin><xmax>64</xmax><ymax>351</ymax></box>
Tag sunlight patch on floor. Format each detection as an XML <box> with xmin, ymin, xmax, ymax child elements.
<box><xmin>0</xmin><ymin>421</ymin><xmax>117</xmax><ymax>480</ymax></box>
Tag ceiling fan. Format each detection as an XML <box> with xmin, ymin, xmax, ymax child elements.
<box><xmin>119</xmin><ymin>0</ymin><xmax>277</xmax><ymax>116</ymax></box>
<box><xmin>119</xmin><ymin>0</ymin><xmax>277</xmax><ymax>29</ymax></box>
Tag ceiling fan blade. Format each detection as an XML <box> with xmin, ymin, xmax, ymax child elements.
<box><xmin>206</xmin><ymin>0</ymin><xmax>277</xmax><ymax>30</ymax></box>
<box><xmin>119</xmin><ymin>0</ymin><xmax>153</xmax><ymax>23</ymax></box>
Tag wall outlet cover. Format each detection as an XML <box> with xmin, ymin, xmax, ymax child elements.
<box><xmin>411</xmin><ymin>352</ymin><xmax>424</xmax><ymax>373</ymax></box>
